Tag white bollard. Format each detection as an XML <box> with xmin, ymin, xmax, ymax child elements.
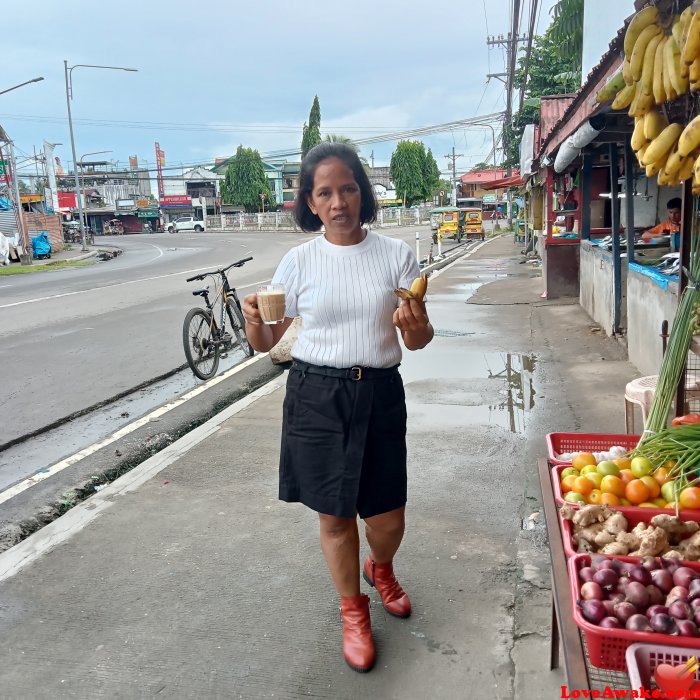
<box><xmin>437</xmin><ymin>235</ymin><xmax>442</xmax><ymax>258</ymax></box>
<box><xmin>415</xmin><ymin>231</ymin><xmax>421</xmax><ymax>264</ymax></box>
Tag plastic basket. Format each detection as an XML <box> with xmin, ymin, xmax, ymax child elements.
<box><xmin>569</xmin><ymin>554</ymin><xmax>700</xmax><ymax>671</ymax></box>
<box><xmin>561</xmin><ymin>506</ymin><xmax>700</xmax><ymax>558</ymax></box>
<box><xmin>626</xmin><ymin>642</ymin><xmax>700</xmax><ymax>694</ymax></box>
<box><xmin>547</xmin><ymin>432</ymin><xmax>640</xmax><ymax>465</ymax></box>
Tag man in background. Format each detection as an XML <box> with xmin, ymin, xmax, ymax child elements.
<box><xmin>642</xmin><ymin>197</ymin><xmax>681</xmax><ymax>243</ymax></box>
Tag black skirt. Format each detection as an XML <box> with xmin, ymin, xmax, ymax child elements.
<box><xmin>279</xmin><ymin>364</ymin><xmax>408</xmax><ymax>519</ymax></box>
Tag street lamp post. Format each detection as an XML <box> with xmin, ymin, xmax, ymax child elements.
<box><xmin>64</xmin><ymin>61</ymin><xmax>137</xmax><ymax>252</ymax></box>
<box><xmin>0</xmin><ymin>77</ymin><xmax>44</xmax><ymax>97</ymax></box>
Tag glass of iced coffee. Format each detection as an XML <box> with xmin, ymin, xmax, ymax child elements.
<box><xmin>257</xmin><ymin>283</ymin><xmax>286</xmax><ymax>325</ymax></box>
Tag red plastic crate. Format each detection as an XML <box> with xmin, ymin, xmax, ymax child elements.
<box><xmin>561</xmin><ymin>507</ymin><xmax>700</xmax><ymax>558</ymax></box>
<box><xmin>547</xmin><ymin>432</ymin><xmax>640</xmax><ymax>465</ymax></box>
<box><xmin>569</xmin><ymin>553</ymin><xmax>700</xmax><ymax>671</ymax></box>
<box><xmin>626</xmin><ymin>642</ymin><xmax>700</xmax><ymax>694</ymax></box>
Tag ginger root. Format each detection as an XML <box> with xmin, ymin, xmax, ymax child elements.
<box><xmin>650</xmin><ymin>514</ymin><xmax>700</xmax><ymax>545</ymax></box>
<box><xmin>616</xmin><ymin>530</ymin><xmax>641</xmax><ymax>552</ymax></box>
<box><xmin>572</xmin><ymin>505</ymin><xmax>610</xmax><ymax>528</ymax></box>
<box><xmin>601</xmin><ymin>541</ymin><xmax>629</xmax><ymax>556</ymax></box>
<box><xmin>630</xmin><ymin>526</ymin><xmax>668</xmax><ymax>558</ymax></box>
<box><xmin>574</xmin><ymin>522</ymin><xmax>605</xmax><ymax>545</ymax></box>
<box><xmin>604</xmin><ymin>512</ymin><xmax>628</xmax><ymax>536</ymax></box>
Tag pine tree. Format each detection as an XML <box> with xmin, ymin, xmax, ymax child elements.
<box><xmin>301</xmin><ymin>96</ymin><xmax>322</xmax><ymax>158</ymax></box>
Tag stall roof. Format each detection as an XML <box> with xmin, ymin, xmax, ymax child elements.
<box><xmin>540</xmin><ymin>96</ymin><xmax>576</xmax><ymax>144</ymax></box>
<box><xmin>539</xmin><ymin>22</ymin><xmax>627</xmax><ymax>159</ymax></box>
<box><xmin>481</xmin><ymin>174</ymin><xmax>524</xmax><ymax>190</ymax></box>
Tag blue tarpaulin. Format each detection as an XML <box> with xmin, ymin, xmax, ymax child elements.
<box><xmin>31</xmin><ymin>231</ymin><xmax>51</xmax><ymax>258</ymax></box>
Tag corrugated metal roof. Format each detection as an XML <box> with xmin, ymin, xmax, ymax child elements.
<box><xmin>460</xmin><ymin>168</ymin><xmax>519</xmax><ymax>184</ymax></box>
<box><xmin>540</xmin><ymin>95</ymin><xmax>576</xmax><ymax>144</ymax></box>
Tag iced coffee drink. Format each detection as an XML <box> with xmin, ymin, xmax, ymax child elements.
<box><xmin>257</xmin><ymin>284</ymin><xmax>286</xmax><ymax>324</ymax></box>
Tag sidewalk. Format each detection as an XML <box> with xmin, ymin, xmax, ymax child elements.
<box><xmin>0</xmin><ymin>235</ymin><xmax>639</xmax><ymax>699</ymax></box>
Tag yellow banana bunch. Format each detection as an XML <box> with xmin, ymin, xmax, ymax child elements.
<box><xmin>631</xmin><ymin>117</ymin><xmax>648</xmax><ymax>152</ymax></box>
<box><xmin>693</xmin><ymin>152</ymin><xmax>700</xmax><ymax>195</ymax></box>
<box><xmin>612</xmin><ymin>83</ymin><xmax>635</xmax><ymax>110</ymax></box>
<box><xmin>644</xmin><ymin>109</ymin><xmax>668</xmax><ymax>141</ymax></box>
<box><xmin>395</xmin><ymin>275</ymin><xmax>428</xmax><ymax>302</ymax></box>
<box><xmin>678</xmin><ymin>115</ymin><xmax>700</xmax><ymax>157</ymax></box>
<box><xmin>624</xmin><ymin>5</ymin><xmax>659</xmax><ymax>58</ymax></box>
<box><xmin>595</xmin><ymin>70</ymin><xmax>626</xmax><ymax>103</ymax></box>
<box><xmin>642</xmin><ymin>123</ymin><xmax>683</xmax><ymax>167</ymax></box>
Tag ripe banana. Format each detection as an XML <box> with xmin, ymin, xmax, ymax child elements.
<box><xmin>623</xmin><ymin>58</ymin><xmax>633</xmax><ymax>85</ymax></box>
<box><xmin>678</xmin><ymin>151</ymin><xmax>697</xmax><ymax>182</ymax></box>
<box><xmin>642</xmin><ymin>123</ymin><xmax>683</xmax><ymax>166</ymax></box>
<box><xmin>693</xmin><ymin>152</ymin><xmax>700</xmax><ymax>187</ymax></box>
<box><xmin>678</xmin><ymin>115</ymin><xmax>700</xmax><ymax>157</ymax></box>
<box><xmin>666</xmin><ymin>36</ymin><xmax>689</xmax><ymax>95</ymax></box>
<box><xmin>644</xmin><ymin>109</ymin><xmax>668</xmax><ymax>141</ymax></box>
<box><xmin>684</xmin><ymin>10</ymin><xmax>700</xmax><ymax>65</ymax></box>
<box><xmin>634</xmin><ymin>90</ymin><xmax>655</xmax><ymax>118</ymax></box>
<box><xmin>691</xmin><ymin>56</ymin><xmax>700</xmax><ymax>89</ymax></box>
<box><xmin>631</xmin><ymin>24</ymin><xmax>662</xmax><ymax>81</ymax></box>
<box><xmin>664</xmin><ymin>147</ymin><xmax>685</xmax><ymax>179</ymax></box>
<box><xmin>643</xmin><ymin>33</ymin><xmax>664</xmax><ymax>96</ymax></box>
<box><xmin>395</xmin><ymin>275</ymin><xmax>428</xmax><ymax>302</ymax></box>
<box><xmin>624</xmin><ymin>5</ymin><xmax>659</xmax><ymax>58</ymax></box>
<box><xmin>646</xmin><ymin>159</ymin><xmax>665</xmax><ymax>178</ymax></box>
<box><xmin>672</xmin><ymin>13</ymin><xmax>686</xmax><ymax>46</ymax></box>
<box><xmin>612</xmin><ymin>83</ymin><xmax>635</xmax><ymax>110</ymax></box>
<box><xmin>596</xmin><ymin>70</ymin><xmax>626</xmax><ymax>103</ymax></box>
<box><xmin>637</xmin><ymin>144</ymin><xmax>648</xmax><ymax>167</ymax></box>
<box><xmin>631</xmin><ymin>117</ymin><xmax>648</xmax><ymax>151</ymax></box>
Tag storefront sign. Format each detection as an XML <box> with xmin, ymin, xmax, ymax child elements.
<box><xmin>0</xmin><ymin>159</ymin><xmax>7</xmax><ymax>184</ymax></box>
<box><xmin>137</xmin><ymin>210</ymin><xmax>159</xmax><ymax>218</ymax></box>
<box><xmin>482</xmin><ymin>194</ymin><xmax>497</xmax><ymax>203</ymax></box>
<box><xmin>160</xmin><ymin>194</ymin><xmax>191</xmax><ymax>207</ymax></box>
<box><xmin>116</xmin><ymin>198</ymin><xmax>136</xmax><ymax>210</ymax></box>
<box><xmin>20</xmin><ymin>194</ymin><xmax>44</xmax><ymax>203</ymax></box>
<box><xmin>58</xmin><ymin>191</ymin><xmax>77</xmax><ymax>209</ymax></box>
<box><xmin>136</xmin><ymin>199</ymin><xmax>150</xmax><ymax>207</ymax></box>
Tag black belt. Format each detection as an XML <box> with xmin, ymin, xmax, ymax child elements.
<box><xmin>291</xmin><ymin>360</ymin><xmax>399</xmax><ymax>381</ymax></box>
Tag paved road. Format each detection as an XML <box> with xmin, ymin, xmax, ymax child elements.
<box><xmin>1</xmin><ymin>227</ymin><xmax>455</xmax><ymax>446</ymax></box>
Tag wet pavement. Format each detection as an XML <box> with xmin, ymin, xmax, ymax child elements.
<box><xmin>0</xmin><ymin>234</ymin><xmax>640</xmax><ymax>698</ymax></box>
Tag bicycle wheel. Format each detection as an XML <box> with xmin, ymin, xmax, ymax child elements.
<box><xmin>183</xmin><ymin>308</ymin><xmax>220</xmax><ymax>380</ymax></box>
<box><xmin>226</xmin><ymin>299</ymin><xmax>254</xmax><ymax>357</ymax></box>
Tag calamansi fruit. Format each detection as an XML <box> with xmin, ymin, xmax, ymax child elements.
<box><xmin>596</xmin><ymin>461</ymin><xmax>620</xmax><ymax>476</ymax></box>
<box><xmin>564</xmin><ymin>492</ymin><xmax>587</xmax><ymax>504</ymax></box>
<box><xmin>600</xmin><ymin>492</ymin><xmax>621</xmax><ymax>506</ymax></box>
<box><xmin>561</xmin><ymin>475</ymin><xmax>578</xmax><ymax>493</ymax></box>
<box><xmin>630</xmin><ymin>456</ymin><xmax>654</xmax><ymax>478</ymax></box>
<box><xmin>584</xmin><ymin>472</ymin><xmax>603</xmax><ymax>488</ymax></box>
<box><xmin>600</xmin><ymin>475</ymin><xmax>625</xmax><ymax>497</ymax></box>
<box><xmin>640</xmin><ymin>475</ymin><xmax>661</xmax><ymax>499</ymax></box>
<box><xmin>561</xmin><ymin>467</ymin><xmax>579</xmax><ymax>479</ymax></box>
<box><xmin>619</xmin><ymin>469</ymin><xmax>635</xmax><ymax>485</ymax></box>
<box><xmin>653</xmin><ymin>467</ymin><xmax>671</xmax><ymax>485</ymax></box>
<box><xmin>625</xmin><ymin>478</ymin><xmax>651</xmax><ymax>505</ymax></box>
<box><xmin>572</xmin><ymin>453</ymin><xmax>597</xmax><ymax>470</ymax></box>
<box><xmin>587</xmin><ymin>489</ymin><xmax>603</xmax><ymax>505</ymax></box>
<box><xmin>651</xmin><ymin>497</ymin><xmax>667</xmax><ymax>508</ymax></box>
<box><xmin>638</xmin><ymin>502</ymin><xmax>657</xmax><ymax>508</ymax></box>
<box><xmin>661</xmin><ymin>480</ymin><xmax>678</xmax><ymax>504</ymax></box>
<box><xmin>679</xmin><ymin>486</ymin><xmax>700</xmax><ymax>510</ymax></box>
<box><xmin>573</xmin><ymin>476</ymin><xmax>594</xmax><ymax>496</ymax></box>
<box><xmin>580</xmin><ymin>464</ymin><xmax>599</xmax><ymax>475</ymax></box>
<box><xmin>613</xmin><ymin>458</ymin><xmax>632</xmax><ymax>470</ymax></box>
<box><xmin>619</xmin><ymin>497</ymin><xmax>632</xmax><ymax>506</ymax></box>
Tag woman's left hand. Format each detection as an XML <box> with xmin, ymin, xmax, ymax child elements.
<box><xmin>393</xmin><ymin>298</ymin><xmax>430</xmax><ymax>332</ymax></box>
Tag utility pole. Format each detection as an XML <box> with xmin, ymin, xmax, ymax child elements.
<box><xmin>370</xmin><ymin>150</ymin><xmax>374</xmax><ymax>169</ymax></box>
<box><xmin>444</xmin><ymin>147</ymin><xmax>463</xmax><ymax>207</ymax></box>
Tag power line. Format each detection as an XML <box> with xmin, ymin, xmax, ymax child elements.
<box><xmin>518</xmin><ymin>0</ymin><xmax>539</xmax><ymax>110</ymax></box>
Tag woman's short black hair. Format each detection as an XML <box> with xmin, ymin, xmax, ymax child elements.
<box><xmin>294</xmin><ymin>142</ymin><xmax>377</xmax><ymax>232</ymax></box>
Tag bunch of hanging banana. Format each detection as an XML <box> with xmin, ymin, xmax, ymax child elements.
<box><xmin>596</xmin><ymin>4</ymin><xmax>700</xmax><ymax>114</ymax></box>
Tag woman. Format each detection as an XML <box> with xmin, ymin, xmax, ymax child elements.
<box><xmin>242</xmin><ymin>143</ymin><xmax>433</xmax><ymax>673</ymax></box>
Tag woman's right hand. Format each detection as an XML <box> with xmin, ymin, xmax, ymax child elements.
<box><xmin>242</xmin><ymin>293</ymin><xmax>263</xmax><ymax>326</ymax></box>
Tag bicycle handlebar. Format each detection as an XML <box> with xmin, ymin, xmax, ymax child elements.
<box><xmin>186</xmin><ymin>256</ymin><xmax>253</xmax><ymax>282</ymax></box>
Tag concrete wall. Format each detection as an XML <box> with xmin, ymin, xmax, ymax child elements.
<box><xmin>626</xmin><ymin>266</ymin><xmax>678</xmax><ymax>376</ymax></box>
<box><xmin>580</xmin><ymin>241</ymin><xmax>616</xmax><ymax>334</ymax></box>
<box><xmin>24</xmin><ymin>212</ymin><xmax>64</xmax><ymax>253</ymax></box>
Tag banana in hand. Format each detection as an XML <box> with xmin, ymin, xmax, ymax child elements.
<box><xmin>395</xmin><ymin>275</ymin><xmax>428</xmax><ymax>302</ymax></box>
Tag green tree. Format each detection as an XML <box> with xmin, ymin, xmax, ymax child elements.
<box><xmin>422</xmin><ymin>147</ymin><xmax>441</xmax><ymax>200</ymax></box>
<box><xmin>324</xmin><ymin>134</ymin><xmax>370</xmax><ymax>174</ymax></box>
<box><xmin>301</xmin><ymin>95</ymin><xmax>322</xmax><ymax>158</ymax></box>
<box><xmin>18</xmin><ymin>180</ymin><xmax>30</xmax><ymax>194</ymax></box>
<box><xmin>390</xmin><ymin>141</ymin><xmax>427</xmax><ymax>206</ymax></box>
<box><xmin>551</xmin><ymin>0</ymin><xmax>584</xmax><ymax>69</ymax></box>
<box><xmin>220</xmin><ymin>146</ymin><xmax>275</xmax><ymax>212</ymax></box>
<box><xmin>471</xmin><ymin>161</ymin><xmax>495</xmax><ymax>171</ymax></box>
<box><xmin>505</xmin><ymin>15</ymin><xmax>582</xmax><ymax>167</ymax></box>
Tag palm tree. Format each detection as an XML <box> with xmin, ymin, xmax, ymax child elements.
<box><xmin>323</xmin><ymin>134</ymin><xmax>370</xmax><ymax>173</ymax></box>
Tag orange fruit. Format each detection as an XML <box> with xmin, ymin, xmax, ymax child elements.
<box><xmin>587</xmin><ymin>489</ymin><xmax>603</xmax><ymax>505</ymax></box>
<box><xmin>573</xmin><ymin>476</ymin><xmax>594</xmax><ymax>496</ymax></box>
<box><xmin>625</xmin><ymin>479</ymin><xmax>651</xmax><ymax>505</ymax></box>
<box><xmin>601</xmin><ymin>475</ymin><xmax>626</xmax><ymax>497</ymax></box>
<box><xmin>619</xmin><ymin>469</ymin><xmax>635</xmax><ymax>486</ymax></box>
<box><xmin>613</xmin><ymin>458</ymin><xmax>632</xmax><ymax>470</ymax></box>
<box><xmin>572</xmin><ymin>453</ymin><xmax>597</xmax><ymax>470</ymax></box>
<box><xmin>600</xmin><ymin>492</ymin><xmax>621</xmax><ymax>506</ymax></box>
<box><xmin>663</xmin><ymin>460</ymin><xmax>678</xmax><ymax>470</ymax></box>
<box><xmin>561</xmin><ymin>474</ymin><xmax>578</xmax><ymax>493</ymax></box>
<box><xmin>653</xmin><ymin>467</ymin><xmax>671</xmax><ymax>485</ymax></box>
<box><xmin>679</xmin><ymin>487</ymin><xmax>700</xmax><ymax>510</ymax></box>
<box><xmin>640</xmin><ymin>476</ymin><xmax>661</xmax><ymax>499</ymax></box>
<box><xmin>584</xmin><ymin>472</ymin><xmax>603</xmax><ymax>488</ymax></box>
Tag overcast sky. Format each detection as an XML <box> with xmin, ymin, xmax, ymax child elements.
<box><xmin>3</xmin><ymin>0</ymin><xmax>556</xmax><ymax>181</ymax></box>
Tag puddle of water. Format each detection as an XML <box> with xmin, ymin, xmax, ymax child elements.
<box><xmin>402</xmin><ymin>351</ymin><xmax>537</xmax><ymax>434</ymax></box>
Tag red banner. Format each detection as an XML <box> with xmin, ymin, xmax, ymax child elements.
<box><xmin>58</xmin><ymin>192</ymin><xmax>77</xmax><ymax>209</ymax></box>
<box><xmin>159</xmin><ymin>195</ymin><xmax>191</xmax><ymax>205</ymax></box>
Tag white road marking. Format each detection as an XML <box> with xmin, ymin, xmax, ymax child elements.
<box><xmin>0</xmin><ymin>270</ymin><xmax>271</xmax><ymax>309</ymax></box>
<box><xmin>0</xmin><ymin>374</ymin><xmax>286</xmax><ymax>583</ymax></box>
<box><xmin>429</xmin><ymin>236</ymin><xmax>498</xmax><ymax>280</ymax></box>
<box><xmin>0</xmin><ymin>352</ymin><xmax>268</xmax><ymax>506</ymax></box>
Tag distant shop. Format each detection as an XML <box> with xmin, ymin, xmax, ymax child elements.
<box><xmin>159</xmin><ymin>194</ymin><xmax>193</xmax><ymax>223</ymax></box>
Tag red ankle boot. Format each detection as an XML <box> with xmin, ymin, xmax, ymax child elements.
<box><xmin>340</xmin><ymin>594</ymin><xmax>375</xmax><ymax>672</ymax></box>
<box><xmin>363</xmin><ymin>556</ymin><xmax>412</xmax><ymax>618</ymax></box>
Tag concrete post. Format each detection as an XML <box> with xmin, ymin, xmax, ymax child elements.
<box><xmin>239</xmin><ymin>213</ymin><xmax>243</xmax><ymax>230</ymax></box>
<box><xmin>275</xmin><ymin>212</ymin><xmax>279</xmax><ymax>230</ymax></box>
<box><xmin>415</xmin><ymin>231</ymin><xmax>420</xmax><ymax>264</ymax></box>
<box><xmin>397</xmin><ymin>209</ymin><xmax>402</xmax><ymax>226</ymax></box>
<box><xmin>257</xmin><ymin>213</ymin><xmax>262</xmax><ymax>231</ymax></box>
<box><xmin>379</xmin><ymin>208</ymin><xmax>384</xmax><ymax>227</ymax></box>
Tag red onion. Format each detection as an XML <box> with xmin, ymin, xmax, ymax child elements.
<box><xmin>661</xmin><ymin>558</ymin><xmax>680</xmax><ymax>574</ymax></box>
<box><xmin>579</xmin><ymin>566</ymin><xmax>596</xmax><ymax>583</ymax></box>
<box><xmin>598</xmin><ymin>559</ymin><xmax>618</xmax><ymax>572</ymax></box>
<box><xmin>616</xmin><ymin>578</ymin><xmax>631</xmax><ymax>594</ymax></box>
<box><xmin>626</xmin><ymin>614</ymin><xmax>653</xmax><ymax>632</ymax></box>
<box><xmin>599</xmin><ymin>616</ymin><xmax>622</xmax><ymax>629</ymax></box>
<box><xmin>678</xmin><ymin>620</ymin><xmax>699</xmax><ymax>637</ymax></box>
<box><xmin>626</xmin><ymin>581</ymin><xmax>650</xmax><ymax>609</ymax></box>
<box><xmin>673</xmin><ymin>567</ymin><xmax>698</xmax><ymax>589</ymax></box>
<box><xmin>650</xmin><ymin>613</ymin><xmax>679</xmax><ymax>635</ymax></box>
<box><xmin>689</xmin><ymin>578</ymin><xmax>700</xmax><ymax>601</ymax></box>
<box><xmin>630</xmin><ymin>567</ymin><xmax>652</xmax><ymax>586</ymax></box>
<box><xmin>609</xmin><ymin>593</ymin><xmax>625</xmax><ymax>606</ymax></box>
<box><xmin>694</xmin><ymin>611</ymin><xmax>700</xmax><ymax>627</ymax></box>
<box><xmin>669</xmin><ymin>600</ymin><xmax>693</xmax><ymax>620</ymax></box>
<box><xmin>646</xmin><ymin>585</ymin><xmax>664</xmax><ymax>606</ymax></box>
<box><xmin>593</xmin><ymin>569</ymin><xmax>619</xmax><ymax>589</ymax></box>
<box><xmin>650</xmin><ymin>569</ymin><xmax>674</xmax><ymax>595</ymax></box>
<box><xmin>646</xmin><ymin>604</ymin><xmax>669</xmax><ymax>618</ymax></box>
<box><xmin>581</xmin><ymin>581</ymin><xmax>604</xmax><ymax>601</ymax></box>
<box><xmin>614</xmin><ymin>601</ymin><xmax>637</xmax><ymax>623</ymax></box>
<box><xmin>690</xmin><ymin>598</ymin><xmax>700</xmax><ymax>611</ymax></box>
<box><xmin>640</xmin><ymin>556</ymin><xmax>661</xmax><ymax>571</ymax></box>
<box><xmin>579</xmin><ymin>599</ymin><xmax>607</xmax><ymax>624</ymax></box>
<box><xmin>602</xmin><ymin>600</ymin><xmax>617</xmax><ymax>617</ymax></box>
<box><xmin>667</xmin><ymin>586</ymin><xmax>689</xmax><ymax>606</ymax></box>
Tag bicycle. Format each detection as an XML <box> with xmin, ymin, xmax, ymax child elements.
<box><xmin>183</xmin><ymin>256</ymin><xmax>254</xmax><ymax>380</ymax></box>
